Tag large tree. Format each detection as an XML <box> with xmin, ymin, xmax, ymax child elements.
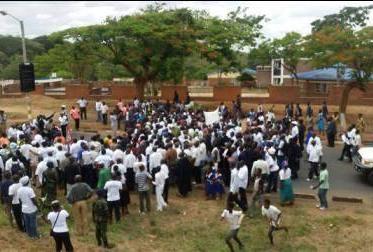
<box><xmin>306</xmin><ymin>5</ymin><xmax>373</xmax><ymax>128</ymax></box>
<box><xmin>50</xmin><ymin>5</ymin><xmax>264</xmax><ymax>97</ymax></box>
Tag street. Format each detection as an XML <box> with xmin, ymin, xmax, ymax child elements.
<box><xmin>293</xmin><ymin>144</ymin><xmax>373</xmax><ymax>199</ymax></box>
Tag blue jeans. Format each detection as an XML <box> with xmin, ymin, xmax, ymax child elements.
<box><xmin>96</xmin><ymin>111</ymin><xmax>103</xmax><ymax>122</ymax></box>
<box><xmin>318</xmin><ymin>188</ymin><xmax>328</xmax><ymax>208</ymax></box>
<box><xmin>23</xmin><ymin>211</ymin><xmax>38</xmax><ymax>238</ymax></box>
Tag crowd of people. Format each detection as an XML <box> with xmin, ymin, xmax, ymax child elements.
<box><xmin>0</xmin><ymin>93</ymin><xmax>366</xmax><ymax>251</ymax></box>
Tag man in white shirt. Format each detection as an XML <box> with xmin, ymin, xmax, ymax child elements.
<box><xmin>149</xmin><ymin>147</ymin><xmax>163</xmax><ymax>175</ymax></box>
<box><xmin>77</xmin><ymin>97</ymin><xmax>88</xmax><ymax>120</ymax></box>
<box><xmin>95</xmin><ymin>149</ymin><xmax>113</xmax><ymax>169</ymax></box>
<box><xmin>104</xmin><ymin>174</ymin><xmax>123</xmax><ymax>223</ymax></box>
<box><xmin>5</xmin><ymin>156</ymin><xmax>25</xmax><ymax>174</ymax></box>
<box><xmin>18</xmin><ymin>176</ymin><xmax>39</xmax><ymax>238</ymax></box>
<box><xmin>58</xmin><ymin>112</ymin><xmax>69</xmax><ymax>138</ymax></box>
<box><xmin>95</xmin><ymin>99</ymin><xmax>103</xmax><ymax>122</ymax></box>
<box><xmin>35</xmin><ymin>157</ymin><xmax>48</xmax><ymax>187</ymax></box>
<box><xmin>266</xmin><ymin>147</ymin><xmax>279</xmax><ymax>193</ymax></box>
<box><xmin>220</xmin><ymin>201</ymin><xmax>244</xmax><ymax>252</ymax></box>
<box><xmin>339</xmin><ymin>131</ymin><xmax>352</xmax><ymax>162</ymax></box>
<box><xmin>262</xmin><ymin>199</ymin><xmax>288</xmax><ymax>245</ymax></box>
<box><xmin>291</xmin><ymin>121</ymin><xmax>299</xmax><ymax>140</ymax></box>
<box><xmin>152</xmin><ymin>166</ymin><xmax>167</xmax><ymax>211</ymax></box>
<box><xmin>8</xmin><ymin>174</ymin><xmax>23</xmax><ymax>231</ymax></box>
<box><xmin>69</xmin><ymin>139</ymin><xmax>81</xmax><ymax>159</ymax></box>
<box><xmin>123</xmin><ymin>148</ymin><xmax>136</xmax><ymax>191</ymax></box>
<box><xmin>237</xmin><ymin>161</ymin><xmax>249</xmax><ymax>212</ymax></box>
<box><xmin>307</xmin><ymin>140</ymin><xmax>322</xmax><ymax>181</ymax></box>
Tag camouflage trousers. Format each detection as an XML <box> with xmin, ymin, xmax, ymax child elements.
<box><xmin>95</xmin><ymin>221</ymin><xmax>108</xmax><ymax>247</ymax></box>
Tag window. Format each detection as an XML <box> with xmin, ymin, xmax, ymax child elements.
<box><xmin>273</xmin><ymin>60</ymin><xmax>282</xmax><ymax>76</ymax></box>
<box><xmin>315</xmin><ymin>83</ymin><xmax>327</xmax><ymax>93</ymax></box>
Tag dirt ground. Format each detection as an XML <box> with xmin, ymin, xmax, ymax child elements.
<box><xmin>0</xmin><ymin>187</ymin><xmax>372</xmax><ymax>252</ymax></box>
<box><xmin>0</xmin><ymin>95</ymin><xmax>373</xmax><ymax>251</ymax></box>
<box><xmin>1</xmin><ymin>95</ymin><xmax>373</xmax><ymax>135</ymax></box>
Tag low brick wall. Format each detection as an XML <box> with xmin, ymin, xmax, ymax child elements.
<box><xmin>111</xmin><ymin>85</ymin><xmax>138</xmax><ymax>100</ymax></box>
<box><xmin>268</xmin><ymin>86</ymin><xmax>300</xmax><ymax>104</ymax></box>
<box><xmin>161</xmin><ymin>86</ymin><xmax>188</xmax><ymax>102</ymax></box>
<box><xmin>213</xmin><ymin>86</ymin><xmax>241</xmax><ymax>101</ymax></box>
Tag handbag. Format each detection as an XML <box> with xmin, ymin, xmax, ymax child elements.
<box><xmin>50</xmin><ymin>211</ymin><xmax>61</xmax><ymax>237</ymax></box>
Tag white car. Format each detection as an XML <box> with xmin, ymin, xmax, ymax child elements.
<box><xmin>353</xmin><ymin>147</ymin><xmax>373</xmax><ymax>185</ymax></box>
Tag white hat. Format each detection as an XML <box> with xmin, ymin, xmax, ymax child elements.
<box><xmin>61</xmin><ymin>105</ymin><xmax>66</xmax><ymax>108</ymax></box>
<box><xmin>20</xmin><ymin>176</ymin><xmax>30</xmax><ymax>185</ymax></box>
<box><xmin>268</xmin><ymin>147</ymin><xmax>276</xmax><ymax>155</ymax></box>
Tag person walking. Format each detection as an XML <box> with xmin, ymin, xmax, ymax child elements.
<box><xmin>311</xmin><ymin>162</ymin><xmax>329</xmax><ymax>210</ymax></box>
<box><xmin>92</xmin><ymin>189</ymin><xmax>114</xmax><ymax>249</ymax></box>
<box><xmin>326</xmin><ymin>117</ymin><xmax>337</xmax><ymax>147</ymax></box>
<box><xmin>135</xmin><ymin>164</ymin><xmax>152</xmax><ymax>214</ymax></box>
<box><xmin>95</xmin><ymin>99</ymin><xmax>103</xmax><ymax>122</ymax></box>
<box><xmin>279</xmin><ymin>161</ymin><xmax>294</xmax><ymax>206</ymax></box>
<box><xmin>262</xmin><ymin>199</ymin><xmax>288</xmax><ymax>245</ymax></box>
<box><xmin>8</xmin><ymin>174</ymin><xmax>24</xmax><ymax>231</ymax></box>
<box><xmin>66</xmin><ymin>175</ymin><xmax>93</xmax><ymax>236</ymax></box>
<box><xmin>153</xmin><ymin>166</ymin><xmax>167</xmax><ymax>211</ymax></box>
<box><xmin>104</xmin><ymin>173</ymin><xmax>122</xmax><ymax>223</ymax></box>
<box><xmin>77</xmin><ymin>97</ymin><xmax>88</xmax><ymax>120</ymax></box>
<box><xmin>42</xmin><ymin>161</ymin><xmax>59</xmax><ymax>206</ymax></box>
<box><xmin>101</xmin><ymin>102</ymin><xmax>109</xmax><ymax>125</ymax></box>
<box><xmin>18</xmin><ymin>176</ymin><xmax>39</xmax><ymax>238</ymax></box>
<box><xmin>69</xmin><ymin>106</ymin><xmax>80</xmax><ymax>131</ymax></box>
<box><xmin>58</xmin><ymin>112</ymin><xmax>69</xmax><ymax>138</ymax></box>
<box><xmin>307</xmin><ymin>140</ymin><xmax>322</xmax><ymax>181</ymax></box>
<box><xmin>48</xmin><ymin>200</ymin><xmax>74</xmax><ymax>252</ymax></box>
<box><xmin>221</xmin><ymin>201</ymin><xmax>244</xmax><ymax>252</ymax></box>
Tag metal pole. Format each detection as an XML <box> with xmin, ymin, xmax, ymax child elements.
<box><xmin>20</xmin><ymin>20</ymin><xmax>32</xmax><ymax>121</ymax></box>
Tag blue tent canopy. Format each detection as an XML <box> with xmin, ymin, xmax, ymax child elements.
<box><xmin>293</xmin><ymin>66</ymin><xmax>372</xmax><ymax>82</ymax></box>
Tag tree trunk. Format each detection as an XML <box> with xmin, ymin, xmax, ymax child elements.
<box><xmin>134</xmin><ymin>77</ymin><xmax>147</xmax><ymax>99</ymax></box>
<box><xmin>339</xmin><ymin>83</ymin><xmax>354</xmax><ymax>130</ymax></box>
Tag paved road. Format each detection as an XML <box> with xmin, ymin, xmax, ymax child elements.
<box><xmin>293</xmin><ymin>144</ymin><xmax>372</xmax><ymax>200</ymax></box>
<box><xmin>72</xmin><ymin>130</ymin><xmax>372</xmax><ymax>200</ymax></box>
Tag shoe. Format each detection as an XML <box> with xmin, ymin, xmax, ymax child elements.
<box><xmin>104</xmin><ymin>244</ymin><xmax>115</xmax><ymax>249</ymax></box>
<box><xmin>306</xmin><ymin>178</ymin><xmax>311</xmax><ymax>182</ymax></box>
<box><xmin>315</xmin><ymin>204</ymin><xmax>320</xmax><ymax>208</ymax></box>
<box><xmin>319</xmin><ymin>207</ymin><xmax>326</xmax><ymax>211</ymax></box>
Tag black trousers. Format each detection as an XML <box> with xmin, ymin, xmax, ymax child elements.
<box><xmin>102</xmin><ymin>114</ymin><xmax>108</xmax><ymax>125</ymax></box>
<box><xmin>238</xmin><ymin>187</ymin><xmax>248</xmax><ymax>211</ymax></box>
<box><xmin>107</xmin><ymin>200</ymin><xmax>121</xmax><ymax>223</ymax></box>
<box><xmin>52</xmin><ymin>232</ymin><xmax>74</xmax><ymax>252</ymax></box>
<box><xmin>80</xmin><ymin>107</ymin><xmax>87</xmax><ymax>120</ymax></box>
<box><xmin>61</xmin><ymin>125</ymin><xmax>67</xmax><ymax>138</ymax></box>
<box><xmin>74</xmin><ymin>119</ymin><xmax>80</xmax><ymax>131</ymax></box>
<box><xmin>163</xmin><ymin>178</ymin><xmax>169</xmax><ymax>203</ymax></box>
<box><xmin>266</xmin><ymin>171</ymin><xmax>279</xmax><ymax>193</ymax></box>
<box><xmin>308</xmin><ymin>162</ymin><xmax>319</xmax><ymax>179</ymax></box>
<box><xmin>339</xmin><ymin>144</ymin><xmax>352</xmax><ymax>161</ymax></box>
<box><xmin>194</xmin><ymin>165</ymin><xmax>202</xmax><ymax>184</ymax></box>
<box><xmin>12</xmin><ymin>204</ymin><xmax>24</xmax><ymax>232</ymax></box>
<box><xmin>327</xmin><ymin>133</ymin><xmax>335</xmax><ymax>147</ymax></box>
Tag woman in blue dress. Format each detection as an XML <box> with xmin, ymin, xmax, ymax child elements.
<box><xmin>214</xmin><ymin>168</ymin><xmax>225</xmax><ymax>200</ymax></box>
<box><xmin>205</xmin><ymin>167</ymin><xmax>216</xmax><ymax>200</ymax></box>
<box><xmin>317</xmin><ymin>109</ymin><xmax>325</xmax><ymax>136</ymax></box>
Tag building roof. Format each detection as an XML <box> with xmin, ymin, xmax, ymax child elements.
<box><xmin>294</xmin><ymin>67</ymin><xmax>372</xmax><ymax>82</ymax></box>
<box><xmin>241</xmin><ymin>68</ymin><xmax>256</xmax><ymax>76</ymax></box>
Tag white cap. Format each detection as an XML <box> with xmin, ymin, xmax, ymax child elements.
<box><xmin>20</xmin><ymin>176</ymin><xmax>30</xmax><ymax>185</ymax></box>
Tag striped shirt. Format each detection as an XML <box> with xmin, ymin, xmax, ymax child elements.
<box><xmin>135</xmin><ymin>171</ymin><xmax>152</xmax><ymax>192</ymax></box>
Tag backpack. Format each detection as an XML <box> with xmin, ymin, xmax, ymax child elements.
<box><xmin>11</xmin><ymin>162</ymin><xmax>22</xmax><ymax>176</ymax></box>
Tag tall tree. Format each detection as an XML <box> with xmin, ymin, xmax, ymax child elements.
<box><xmin>306</xmin><ymin>6</ymin><xmax>373</xmax><ymax>128</ymax></box>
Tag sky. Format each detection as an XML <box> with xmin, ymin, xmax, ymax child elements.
<box><xmin>0</xmin><ymin>1</ymin><xmax>372</xmax><ymax>39</ymax></box>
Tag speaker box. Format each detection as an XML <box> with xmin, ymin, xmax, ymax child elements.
<box><xmin>19</xmin><ymin>63</ymin><xmax>35</xmax><ymax>92</ymax></box>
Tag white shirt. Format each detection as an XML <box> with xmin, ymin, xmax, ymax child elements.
<box><xmin>279</xmin><ymin>168</ymin><xmax>292</xmax><ymax>180</ymax></box>
<box><xmin>221</xmin><ymin>209</ymin><xmax>243</xmax><ymax>230</ymax></box>
<box><xmin>18</xmin><ymin>186</ymin><xmax>37</xmax><ymax>214</ymax></box>
<box><xmin>77</xmin><ymin>99</ymin><xmax>88</xmax><ymax>108</ymax></box>
<box><xmin>291</xmin><ymin>125</ymin><xmax>299</xmax><ymax>138</ymax></box>
<box><xmin>251</xmin><ymin>159</ymin><xmax>270</xmax><ymax>177</ymax></box>
<box><xmin>229</xmin><ymin>168</ymin><xmax>240</xmax><ymax>193</ymax></box>
<box><xmin>59</xmin><ymin>115</ymin><xmax>69</xmax><ymax>126</ymax></box>
<box><xmin>5</xmin><ymin>159</ymin><xmax>24</xmax><ymax>172</ymax></box>
<box><xmin>124</xmin><ymin>153</ymin><xmax>136</xmax><ymax>169</ymax></box>
<box><xmin>35</xmin><ymin>160</ymin><xmax>48</xmax><ymax>184</ymax></box>
<box><xmin>48</xmin><ymin>210</ymin><xmax>69</xmax><ymax>233</ymax></box>
<box><xmin>95</xmin><ymin>154</ymin><xmax>113</xmax><ymax>168</ymax></box>
<box><xmin>104</xmin><ymin>180</ymin><xmax>122</xmax><ymax>201</ymax></box>
<box><xmin>262</xmin><ymin>205</ymin><xmax>282</xmax><ymax>226</ymax></box>
<box><xmin>149</xmin><ymin>152</ymin><xmax>163</xmax><ymax>171</ymax></box>
<box><xmin>154</xmin><ymin>171</ymin><xmax>166</xmax><ymax>188</ymax></box>
<box><xmin>20</xmin><ymin>144</ymin><xmax>32</xmax><ymax>160</ymax></box>
<box><xmin>160</xmin><ymin>164</ymin><xmax>169</xmax><ymax>179</ymax></box>
<box><xmin>113</xmin><ymin>149</ymin><xmax>124</xmax><ymax>162</ymax></box>
<box><xmin>265</xmin><ymin>153</ymin><xmax>279</xmax><ymax>172</ymax></box>
<box><xmin>8</xmin><ymin>182</ymin><xmax>22</xmax><ymax>204</ymax></box>
<box><xmin>237</xmin><ymin>165</ymin><xmax>249</xmax><ymax>189</ymax></box>
<box><xmin>56</xmin><ymin>150</ymin><xmax>67</xmax><ymax>164</ymax></box>
<box><xmin>95</xmin><ymin>101</ymin><xmax>102</xmax><ymax>112</ymax></box>
<box><xmin>307</xmin><ymin>144</ymin><xmax>322</xmax><ymax>163</ymax></box>
<box><xmin>101</xmin><ymin>105</ymin><xmax>109</xmax><ymax>114</ymax></box>
<box><xmin>82</xmin><ymin>150</ymin><xmax>94</xmax><ymax>165</ymax></box>
<box><xmin>70</xmin><ymin>143</ymin><xmax>81</xmax><ymax>159</ymax></box>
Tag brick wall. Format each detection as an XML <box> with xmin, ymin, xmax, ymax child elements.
<box><xmin>65</xmin><ymin>85</ymin><xmax>90</xmax><ymax>99</ymax></box>
<box><xmin>255</xmin><ymin>67</ymin><xmax>271</xmax><ymax>88</ymax></box>
<box><xmin>213</xmin><ymin>86</ymin><xmax>241</xmax><ymax>101</ymax></box>
<box><xmin>161</xmin><ymin>86</ymin><xmax>188</xmax><ymax>102</ymax></box>
<box><xmin>268</xmin><ymin>86</ymin><xmax>300</xmax><ymax>104</ymax></box>
<box><xmin>111</xmin><ymin>85</ymin><xmax>138</xmax><ymax>100</ymax></box>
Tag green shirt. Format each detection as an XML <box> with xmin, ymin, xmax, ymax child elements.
<box><xmin>319</xmin><ymin>169</ymin><xmax>329</xmax><ymax>189</ymax></box>
<box><xmin>97</xmin><ymin>168</ymin><xmax>111</xmax><ymax>189</ymax></box>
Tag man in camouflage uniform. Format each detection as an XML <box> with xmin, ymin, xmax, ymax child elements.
<box><xmin>42</xmin><ymin>161</ymin><xmax>58</xmax><ymax>206</ymax></box>
<box><xmin>92</xmin><ymin>189</ymin><xmax>114</xmax><ymax>249</ymax></box>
